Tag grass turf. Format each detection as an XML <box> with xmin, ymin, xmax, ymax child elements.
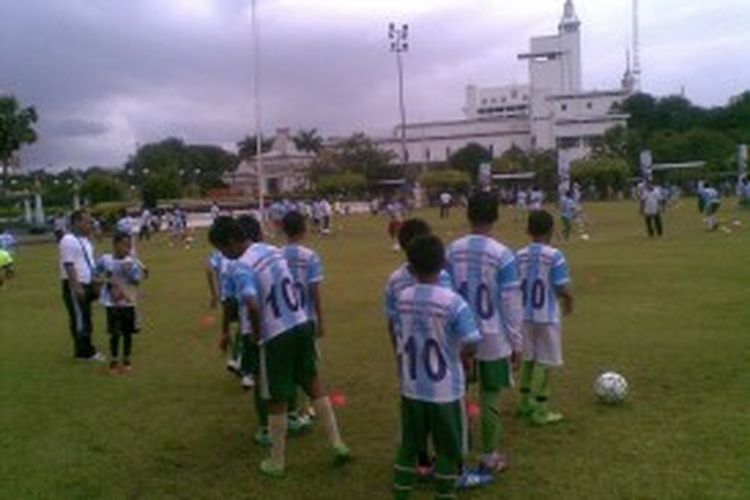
<box><xmin>1</xmin><ymin>201</ymin><xmax>749</xmax><ymax>499</ymax></box>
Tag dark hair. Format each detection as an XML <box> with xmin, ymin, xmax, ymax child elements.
<box><xmin>70</xmin><ymin>209</ymin><xmax>88</xmax><ymax>225</ymax></box>
<box><xmin>281</xmin><ymin>211</ymin><xmax>306</xmax><ymax>238</ymax></box>
<box><xmin>528</xmin><ymin>209</ymin><xmax>554</xmax><ymax>237</ymax></box>
<box><xmin>407</xmin><ymin>235</ymin><xmax>445</xmax><ymax>276</ymax></box>
<box><xmin>113</xmin><ymin>231</ymin><xmax>132</xmax><ymax>245</ymax></box>
<box><xmin>398</xmin><ymin>218</ymin><xmax>431</xmax><ymax>250</ymax></box>
<box><xmin>209</xmin><ymin>216</ymin><xmax>243</xmax><ymax>247</ymax></box>
<box><xmin>467</xmin><ymin>191</ymin><xmax>499</xmax><ymax>225</ymax></box>
<box><xmin>237</xmin><ymin>215</ymin><xmax>263</xmax><ymax>242</ymax></box>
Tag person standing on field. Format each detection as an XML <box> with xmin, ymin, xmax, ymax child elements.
<box><xmin>641</xmin><ymin>182</ymin><xmax>664</xmax><ymax>237</ymax></box>
<box><xmin>439</xmin><ymin>191</ymin><xmax>452</xmax><ymax>219</ymax></box>
<box><xmin>59</xmin><ymin>210</ymin><xmax>105</xmax><ymax>361</ymax></box>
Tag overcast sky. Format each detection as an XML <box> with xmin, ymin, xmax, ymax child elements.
<box><xmin>1</xmin><ymin>0</ymin><xmax>748</xmax><ymax>170</ymax></box>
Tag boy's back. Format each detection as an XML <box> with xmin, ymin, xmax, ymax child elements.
<box><xmin>445</xmin><ymin>234</ymin><xmax>520</xmax><ymax>360</ymax></box>
<box><xmin>282</xmin><ymin>243</ymin><xmax>323</xmax><ymax>319</ymax></box>
<box><xmin>516</xmin><ymin>243</ymin><xmax>570</xmax><ymax>325</ymax></box>
<box><xmin>390</xmin><ymin>283</ymin><xmax>480</xmax><ymax>403</ymax></box>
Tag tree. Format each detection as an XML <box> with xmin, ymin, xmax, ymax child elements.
<box><xmin>237</xmin><ymin>135</ymin><xmax>272</xmax><ymax>159</ymax></box>
<box><xmin>80</xmin><ymin>173</ymin><xmax>126</xmax><ymax>204</ymax></box>
<box><xmin>315</xmin><ymin>172</ymin><xmax>367</xmax><ymax>196</ymax></box>
<box><xmin>0</xmin><ymin>96</ymin><xmax>38</xmax><ymax>180</ymax></box>
<box><xmin>570</xmin><ymin>156</ymin><xmax>629</xmax><ymax>199</ymax></box>
<box><xmin>419</xmin><ymin>169</ymin><xmax>471</xmax><ymax>192</ymax></box>
<box><xmin>492</xmin><ymin>144</ymin><xmax>529</xmax><ymax>173</ymax></box>
<box><xmin>314</xmin><ymin>133</ymin><xmax>397</xmax><ymax>183</ymax></box>
<box><xmin>294</xmin><ymin>128</ymin><xmax>324</xmax><ymax>153</ymax></box>
<box><xmin>449</xmin><ymin>143</ymin><xmax>492</xmax><ymax>181</ymax></box>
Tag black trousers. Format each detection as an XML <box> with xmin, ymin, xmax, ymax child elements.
<box><xmin>439</xmin><ymin>205</ymin><xmax>450</xmax><ymax>218</ymax></box>
<box><xmin>645</xmin><ymin>214</ymin><xmax>663</xmax><ymax>237</ymax></box>
<box><xmin>61</xmin><ymin>281</ymin><xmax>97</xmax><ymax>358</ymax></box>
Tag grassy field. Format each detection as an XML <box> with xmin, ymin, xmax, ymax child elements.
<box><xmin>1</xmin><ymin>201</ymin><xmax>749</xmax><ymax>499</ymax></box>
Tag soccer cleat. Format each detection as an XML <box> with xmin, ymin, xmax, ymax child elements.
<box><xmin>121</xmin><ymin>361</ymin><xmax>133</xmax><ymax>373</ymax></box>
<box><xmin>226</xmin><ymin>358</ymin><xmax>241</xmax><ymax>374</ymax></box>
<box><xmin>530</xmin><ymin>409</ymin><xmax>564</xmax><ymax>426</ymax></box>
<box><xmin>287</xmin><ymin>414</ymin><xmax>312</xmax><ymax>435</ymax></box>
<box><xmin>479</xmin><ymin>452</ymin><xmax>508</xmax><ymax>474</ymax></box>
<box><xmin>88</xmin><ymin>352</ymin><xmax>107</xmax><ymax>363</ymax></box>
<box><xmin>240</xmin><ymin>374</ymin><xmax>255</xmax><ymax>389</ymax></box>
<box><xmin>456</xmin><ymin>468</ymin><xmax>494</xmax><ymax>490</ymax></box>
<box><xmin>253</xmin><ymin>428</ymin><xmax>272</xmax><ymax>448</ymax></box>
<box><xmin>516</xmin><ymin>398</ymin><xmax>536</xmax><ymax>418</ymax></box>
<box><xmin>259</xmin><ymin>459</ymin><xmax>284</xmax><ymax>478</ymax></box>
<box><xmin>108</xmin><ymin>361</ymin><xmax>119</xmax><ymax>374</ymax></box>
<box><xmin>332</xmin><ymin>442</ymin><xmax>352</xmax><ymax>466</ymax></box>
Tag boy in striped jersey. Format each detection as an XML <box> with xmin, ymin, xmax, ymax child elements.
<box><xmin>209</xmin><ymin>216</ymin><xmax>350</xmax><ymax>477</ymax></box>
<box><xmin>207</xmin><ymin>249</ymin><xmax>245</xmax><ymax>378</ymax></box>
<box><xmin>281</xmin><ymin>210</ymin><xmax>324</xmax><ymax>418</ymax></box>
<box><xmin>389</xmin><ymin>235</ymin><xmax>481</xmax><ymax>500</ymax></box>
<box><xmin>515</xmin><ymin>210</ymin><xmax>573</xmax><ymax>425</ymax></box>
<box><xmin>385</xmin><ymin>218</ymin><xmax>454</xmax><ymax>478</ymax></box>
<box><xmin>445</xmin><ymin>191</ymin><xmax>523</xmax><ymax>474</ymax></box>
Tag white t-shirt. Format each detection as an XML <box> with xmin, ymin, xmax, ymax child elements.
<box><xmin>59</xmin><ymin>233</ymin><xmax>95</xmax><ymax>284</ymax></box>
<box><xmin>440</xmin><ymin>192</ymin><xmax>452</xmax><ymax>205</ymax></box>
<box><xmin>642</xmin><ymin>188</ymin><xmax>663</xmax><ymax>215</ymax></box>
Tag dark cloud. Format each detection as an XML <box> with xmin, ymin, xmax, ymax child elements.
<box><xmin>0</xmin><ymin>0</ymin><xmax>747</xmax><ymax>170</ymax></box>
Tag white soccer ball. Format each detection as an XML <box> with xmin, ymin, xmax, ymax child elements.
<box><xmin>595</xmin><ymin>372</ymin><xmax>628</xmax><ymax>404</ymax></box>
<box><xmin>581</xmin><ymin>233</ymin><xmax>590</xmax><ymax>241</ymax></box>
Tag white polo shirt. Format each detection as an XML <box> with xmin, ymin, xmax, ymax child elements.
<box><xmin>59</xmin><ymin>233</ymin><xmax>95</xmax><ymax>284</ymax></box>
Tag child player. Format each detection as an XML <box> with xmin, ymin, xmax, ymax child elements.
<box><xmin>280</xmin><ymin>210</ymin><xmax>324</xmax><ymax>419</ymax></box>
<box><xmin>389</xmin><ymin>234</ymin><xmax>482</xmax><ymax>500</ymax></box>
<box><xmin>209</xmin><ymin>216</ymin><xmax>350</xmax><ymax>477</ymax></box>
<box><xmin>446</xmin><ymin>191</ymin><xmax>523</xmax><ymax>474</ymax></box>
<box><xmin>95</xmin><ymin>232</ymin><xmax>145</xmax><ymax>373</ymax></box>
<box><xmin>385</xmin><ymin>218</ymin><xmax>453</xmax><ymax>479</ymax></box>
<box><xmin>515</xmin><ymin>210</ymin><xmax>573</xmax><ymax>424</ymax></box>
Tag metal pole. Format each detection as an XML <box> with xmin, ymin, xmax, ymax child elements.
<box><xmin>251</xmin><ymin>0</ymin><xmax>264</xmax><ymax>215</ymax></box>
<box><xmin>396</xmin><ymin>50</ymin><xmax>407</xmax><ymax>164</ymax></box>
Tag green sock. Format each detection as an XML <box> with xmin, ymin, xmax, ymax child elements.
<box><xmin>393</xmin><ymin>450</ymin><xmax>417</xmax><ymax>500</ymax></box>
<box><xmin>480</xmin><ymin>389</ymin><xmax>503</xmax><ymax>454</ymax></box>
<box><xmin>520</xmin><ymin>361</ymin><xmax>535</xmax><ymax>403</ymax></box>
<box><xmin>535</xmin><ymin>366</ymin><xmax>551</xmax><ymax>411</ymax></box>
<box><xmin>433</xmin><ymin>454</ymin><xmax>459</xmax><ymax>499</ymax></box>
<box><xmin>253</xmin><ymin>384</ymin><xmax>269</xmax><ymax>427</ymax></box>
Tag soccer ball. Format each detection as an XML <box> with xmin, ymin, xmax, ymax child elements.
<box><xmin>595</xmin><ymin>372</ymin><xmax>628</xmax><ymax>404</ymax></box>
<box><xmin>581</xmin><ymin>233</ymin><xmax>590</xmax><ymax>241</ymax></box>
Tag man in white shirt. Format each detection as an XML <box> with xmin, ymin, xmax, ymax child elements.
<box><xmin>439</xmin><ymin>191</ymin><xmax>452</xmax><ymax>219</ymax></box>
<box><xmin>641</xmin><ymin>182</ymin><xmax>664</xmax><ymax>237</ymax></box>
<box><xmin>59</xmin><ymin>210</ymin><xmax>105</xmax><ymax>361</ymax></box>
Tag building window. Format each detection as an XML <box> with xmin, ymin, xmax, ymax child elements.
<box><xmin>488</xmin><ymin>144</ymin><xmax>494</xmax><ymax>157</ymax></box>
<box><xmin>425</xmin><ymin>148</ymin><xmax>431</xmax><ymax>161</ymax></box>
<box><xmin>586</xmin><ymin>101</ymin><xmax>593</xmax><ymax>109</ymax></box>
<box><xmin>404</xmin><ymin>150</ymin><xmax>409</xmax><ymax>163</ymax></box>
<box><xmin>561</xmin><ymin>103</ymin><xmax>568</xmax><ymax>112</ymax></box>
<box><xmin>523</xmin><ymin>94</ymin><xmax>529</xmax><ymax>101</ymax></box>
<box><xmin>511</xmin><ymin>90</ymin><xmax>518</xmax><ymax>99</ymax></box>
<box><xmin>481</xmin><ymin>98</ymin><xmax>488</xmax><ymax>105</ymax></box>
<box><xmin>501</xmin><ymin>97</ymin><xmax>507</xmax><ymax>103</ymax></box>
<box><xmin>446</xmin><ymin>146</ymin><xmax>452</xmax><ymax>159</ymax></box>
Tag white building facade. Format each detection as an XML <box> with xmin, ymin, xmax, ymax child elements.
<box><xmin>378</xmin><ymin>0</ymin><xmax>633</xmax><ymax>164</ymax></box>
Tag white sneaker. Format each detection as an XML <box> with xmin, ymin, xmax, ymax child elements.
<box><xmin>241</xmin><ymin>374</ymin><xmax>255</xmax><ymax>389</ymax></box>
<box><xmin>226</xmin><ymin>358</ymin><xmax>241</xmax><ymax>373</ymax></box>
<box><xmin>87</xmin><ymin>352</ymin><xmax>107</xmax><ymax>363</ymax></box>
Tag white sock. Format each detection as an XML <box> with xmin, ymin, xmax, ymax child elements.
<box><xmin>268</xmin><ymin>414</ymin><xmax>287</xmax><ymax>468</ymax></box>
<box><xmin>313</xmin><ymin>396</ymin><xmax>342</xmax><ymax>446</ymax></box>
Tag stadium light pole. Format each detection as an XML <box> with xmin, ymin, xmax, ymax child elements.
<box><xmin>388</xmin><ymin>22</ymin><xmax>409</xmax><ymax>166</ymax></box>
<box><xmin>251</xmin><ymin>0</ymin><xmax>265</xmax><ymax>214</ymax></box>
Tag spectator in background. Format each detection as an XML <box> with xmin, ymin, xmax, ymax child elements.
<box><xmin>641</xmin><ymin>182</ymin><xmax>665</xmax><ymax>237</ymax></box>
<box><xmin>439</xmin><ymin>191</ymin><xmax>453</xmax><ymax>219</ymax></box>
<box><xmin>59</xmin><ymin>210</ymin><xmax>106</xmax><ymax>361</ymax></box>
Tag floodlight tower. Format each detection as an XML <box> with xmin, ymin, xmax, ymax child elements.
<box><xmin>388</xmin><ymin>22</ymin><xmax>409</xmax><ymax>165</ymax></box>
<box><xmin>251</xmin><ymin>0</ymin><xmax>264</xmax><ymax>212</ymax></box>
<box><xmin>632</xmin><ymin>0</ymin><xmax>641</xmax><ymax>90</ymax></box>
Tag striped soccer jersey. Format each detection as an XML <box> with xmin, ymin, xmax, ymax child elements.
<box><xmin>391</xmin><ymin>284</ymin><xmax>481</xmax><ymax>403</ymax></box>
<box><xmin>233</xmin><ymin>243</ymin><xmax>309</xmax><ymax>344</ymax></box>
<box><xmin>446</xmin><ymin>234</ymin><xmax>522</xmax><ymax>360</ymax></box>
<box><xmin>516</xmin><ymin>243</ymin><xmax>570</xmax><ymax>324</ymax></box>
<box><xmin>282</xmin><ymin>244</ymin><xmax>323</xmax><ymax>321</ymax></box>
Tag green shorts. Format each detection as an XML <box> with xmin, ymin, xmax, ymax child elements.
<box><xmin>479</xmin><ymin>358</ymin><xmax>512</xmax><ymax>393</ymax></box>
<box><xmin>399</xmin><ymin>397</ymin><xmax>467</xmax><ymax>464</ymax></box>
<box><xmin>259</xmin><ymin>322</ymin><xmax>317</xmax><ymax>403</ymax></box>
